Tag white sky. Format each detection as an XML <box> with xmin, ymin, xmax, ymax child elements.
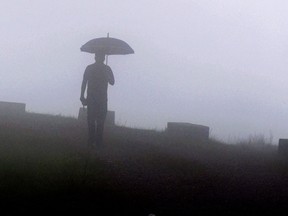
<box><xmin>1</xmin><ymin>0</ymin><xmax>288</xmax><ymax>143</ymax></box>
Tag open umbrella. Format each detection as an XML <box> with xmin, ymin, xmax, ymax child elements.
<box><xmin>80</xmin><ymin>34</ymin><xmax>134</xmax><ymax>55</ymax></box>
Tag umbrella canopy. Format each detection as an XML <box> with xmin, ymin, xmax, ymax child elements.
<box><xmin>80</xmin><ymin>37</ymin><xmax>134</xmax><ymax>55</ymax></box>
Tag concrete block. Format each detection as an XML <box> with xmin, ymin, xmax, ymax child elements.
<box><xmin>278</xmin><ymin>139</ymin><xmax>288</xmax><ymax>156</ymax></box>
<box><xmin>106</xmin><ymin>111</ymin><xmax>115</xmax><ymax>126</ymax></box>
<box><xmin>78</xmin><ymin>107</ymin><xmax>115</xmax><ymax>126</ymax></box>
<box><xmin>0</xmin><ymin>101</ymin><xmax>26</xmax><ymax>116</ymax></box>
<box><xmin>166</xmin><ymin>122</ymin><xmax>209</xmax><ymax>140</ymax></box>
<box><xmin>78</xmin><ymin>107</ymin><xmax>87</xmax><ymax>122</ymax></box>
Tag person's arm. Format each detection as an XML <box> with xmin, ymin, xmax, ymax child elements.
<box><xmin>80</xmin><ymin>69</ymin><xmax>88</xmax><ymax>104</ymax></box>
<box><xmin>106</xmin><ymin>66</ymin><xmax>115</xmax><ymax>85</ymax></box>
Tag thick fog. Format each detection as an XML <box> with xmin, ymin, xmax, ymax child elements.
<box><xmin>1</xmin><ymin>0</ymin><xmax>288</xmax><ymax>143</ymax></box>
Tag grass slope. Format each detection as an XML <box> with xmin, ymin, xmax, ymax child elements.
<box><xmin>1</xmin><ymin>113</ymin><xmax>288</xmax><ymax>215</ymax></box>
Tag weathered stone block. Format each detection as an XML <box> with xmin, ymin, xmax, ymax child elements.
<box><xmin>106</xmin><ymin>111</ymin><xmax>115</xmax><ymax>126</ymax></box>
<box><xmin>166</xmin><ymin>122</ymin><xmax>209</xmax><ymax>140</ymax></box>
<box><xmin>78</xmin><ymin>107</ymin><xmax>115</xmax><ymax>126</ymax></box>
<box><xmin>278</xmin><ymin>139</ymin><xmax>288</xmax><ymax>156</ymax></box>
<box><xmin>78</xmin><ymin>107</ymin><xmax>87</xmax><ymax>121</ymax></box>
<box><xmin>0</xmin><ymin>101</ymin><xmax>26</xmax><ymax>116</ymax></box>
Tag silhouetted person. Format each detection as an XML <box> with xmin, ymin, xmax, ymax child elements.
<box><xmin>80</xmin><ymin>53</ymin><xmax>114</xmax><ymax>148</ymax></box>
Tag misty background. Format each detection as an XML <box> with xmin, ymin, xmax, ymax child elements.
<box><xmin>1</xmin><ymin>0</ymin><xmax>288</xmax><ymax>143</ymax></box>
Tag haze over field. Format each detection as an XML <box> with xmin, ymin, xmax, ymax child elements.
<box><xmin>1</xmin><ymin>0</ymin><xmax>288</xmax><ymax>142</ymax></box>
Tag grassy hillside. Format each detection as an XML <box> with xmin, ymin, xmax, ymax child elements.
<box><xmin>0</xmin><ymin>112</ymin><xmax>288</xmax><ymax>215</ymax></box>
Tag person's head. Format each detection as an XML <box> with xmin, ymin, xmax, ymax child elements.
<box><xmin>95</xmin><ymin>53</ymin><xmax>105</xmax><ymax>63</ymax></box>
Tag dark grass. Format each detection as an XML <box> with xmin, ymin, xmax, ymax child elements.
<box><xmin>1</xmin><ymin>113</ymin><xmax>288</xmax><ymax>215</ymax></box>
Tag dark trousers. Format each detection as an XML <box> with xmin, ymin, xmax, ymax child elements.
<box><xmin>87</xmin><ymin>100</ymin><xmax>107</xmax><ymax>146</ymax></box>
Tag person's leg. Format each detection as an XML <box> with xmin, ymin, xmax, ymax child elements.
<box><xmin>96</xmin><ymin>118</ymin><xmax>105</xmax><ymax>146</ymax></box>
<box><xmin>87</xmin><ymin>103</ymin><xmax>97</xmax><ymax>146</ymax></box>
<box><xmin>96</xmin><ymin>102</ymin><xmax>107</xmax><ymax>147</ymax></box>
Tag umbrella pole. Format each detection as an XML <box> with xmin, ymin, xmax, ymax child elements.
<box><xmin>106</xmin><ymin>55</ymin><xmax>109</xmax><ymax>65</ymax></box>
<box><xmin>106</xmin><ymin>33</ymin><xmax>109</xmax><ymax>65</ymax></box>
